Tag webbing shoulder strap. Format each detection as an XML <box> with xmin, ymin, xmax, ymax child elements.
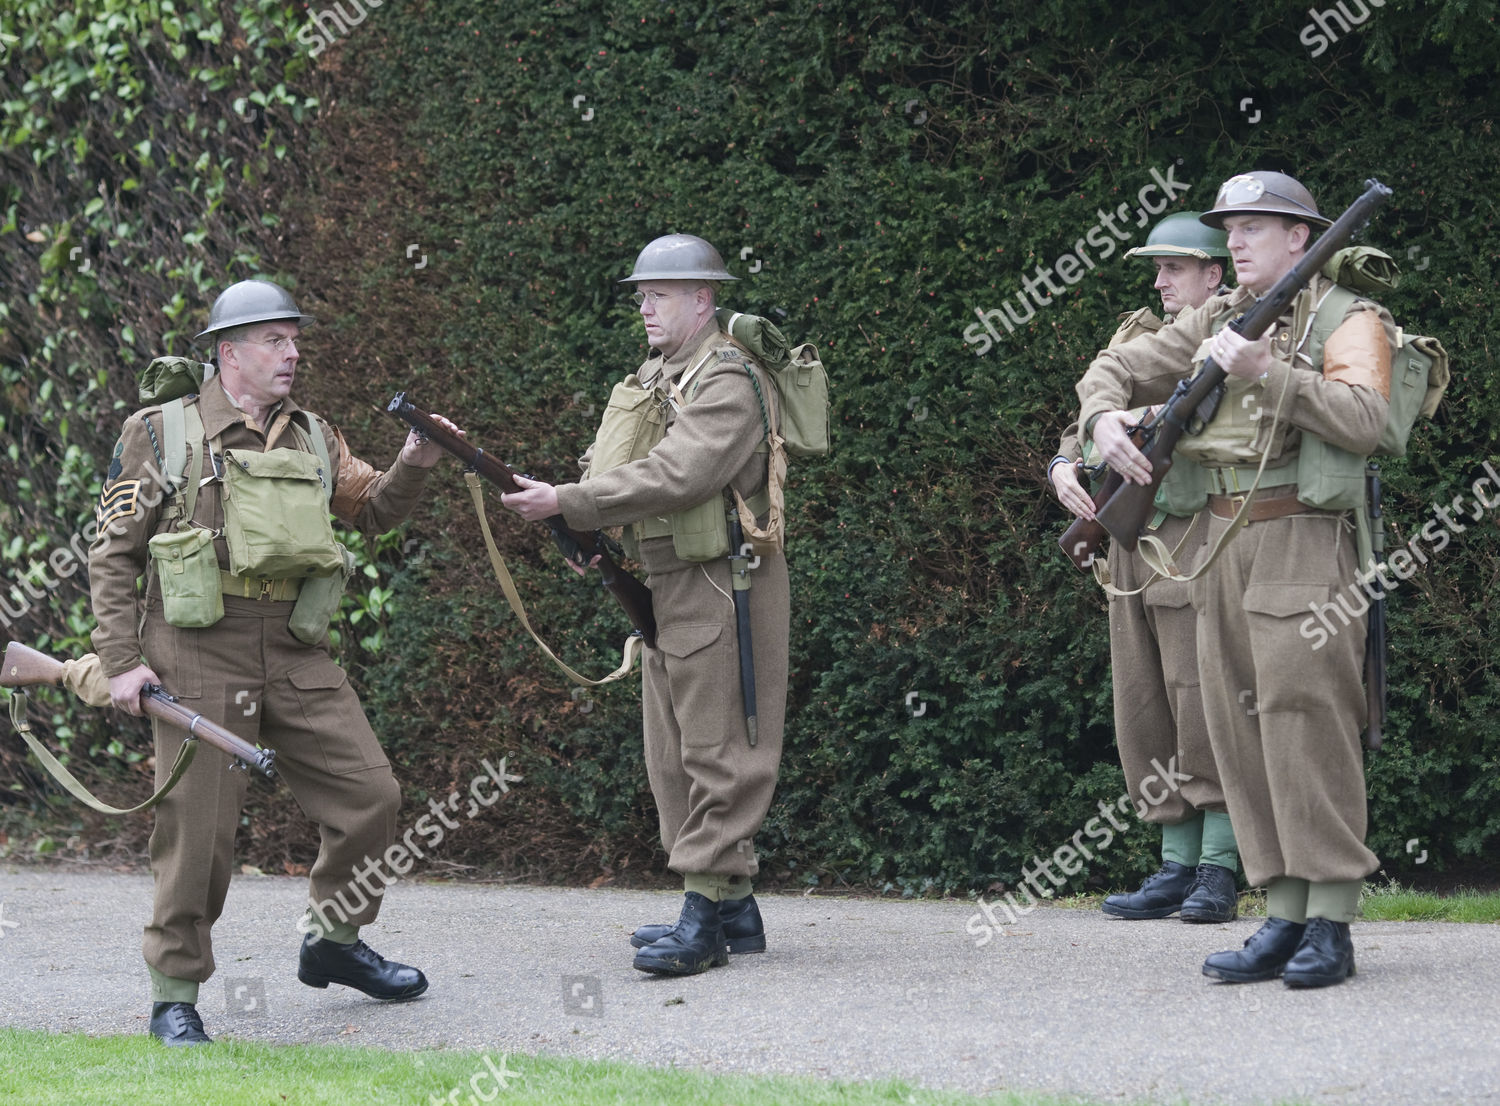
<box><xmin>289</xmin><ymin>410</ymin><xmax>335</xmax><ymax>506</ymax></box>
<box><xmin>1307</xmin><ymin>284</ymin><xmax>1361</xmax><ymax>365</ymax></box>
<box><xmin>161</xmin><ymin>398</ymin><xmax>204</xmax><ymax>524</ymax></box>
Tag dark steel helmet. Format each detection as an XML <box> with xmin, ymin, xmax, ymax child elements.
<box><xmin>1200</xmin><ymin>171</ymin><xmax>1331</xmax><ymax>230</ymax></box>
<box><xmin>1123</xmin><ymin>212</ymin><xmax>1230</xmax><ymax>260</ymax></box>
<box><xmin>620</xmin><ymin>234</ymin><xmax>737</xmax><ymax>283</ymax></box>
<box><xmin>194</xmin><ymin>279</ymin><xmax>316</xmax><ymax>343</ymax></box>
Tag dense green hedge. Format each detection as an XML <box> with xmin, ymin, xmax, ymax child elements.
<box><xmin>4</xmin><ymin>0</ymin><xmax>1497</xmax><ymax>894</ymax></box>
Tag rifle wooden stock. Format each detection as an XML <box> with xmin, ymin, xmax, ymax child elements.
<box><xmin>387</xmin><ymin>392</ymin><xmax>658</xmax><ymax>648</ymax></box>
<box><xmin>2</xmin><ymin>641</ymin><xmax>278</xmax><ymax>779</ymax></box>
<box><xmin>1058</xmin><ymin>430</ymin><xmax>1140</xmax><ymax>570</ymax></box>
<box><xmin>1089</xmin><ymin>178</ymin><xmax>1394</xmax><ymax>554</ymax></box>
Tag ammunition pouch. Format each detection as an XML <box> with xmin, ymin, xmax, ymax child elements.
<box><xmin>147</xmin><ymin>526</ymin><xmax>224</xmax><ymax>628</ymax></box>
<box><xmin>587</xmin><ymin>341</ymin><xmax>779</xmax><ymax>564</ymax></box>
<box><xmin>288</xmin><ymin>542</ymin><xmax>356</xmax><ymax>644</ymax></box>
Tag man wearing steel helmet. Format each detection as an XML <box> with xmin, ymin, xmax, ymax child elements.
<box><xmin>1079</xmin><ymin>172</ymin><xmax>1394</xmax><ymax>988</ymax></box>
<box><xmin>89</xmin><ymin>279</ymin><xmax>462</xmax><ymax>1043</ymax></box>
<box><xmin>1051</xmin><ymin>212</ymin><xmax>1241</xmax><ymax>926</ymax></box>
<box><xmin>501</xmin><ymin>235</ymin><xmax>790</xmax><ymax>976</ymax></box>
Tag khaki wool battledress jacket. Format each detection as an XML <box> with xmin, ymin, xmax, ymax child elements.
<box><xmin>556</xmin><ymin>320</ymin><xmax>790</xmax><ymax>880</ymax></box>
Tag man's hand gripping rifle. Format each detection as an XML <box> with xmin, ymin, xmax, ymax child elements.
<box><xmin>1060</xmin><ymin>178</ymin><xmax>1393</xmax><ymax>567</ymax></box>
<box><xmin>387</xmin><ymin>392</ymin><xmax>657</xmax><ymax>648</ymax></box>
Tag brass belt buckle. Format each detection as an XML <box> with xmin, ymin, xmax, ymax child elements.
<box><xmin>257</xmin><ymin>578</ymin><xmax>275</xmax><ymax>600</ymax></box>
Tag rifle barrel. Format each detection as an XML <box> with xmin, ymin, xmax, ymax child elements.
<box><xmin>3</xmin><ymin>642</ymin><xmax>276</xmax><ymax>780</ymax></box>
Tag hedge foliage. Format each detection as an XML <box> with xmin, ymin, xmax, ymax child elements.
<box><xmin>3</xmin><ymin>0</ymin><xmax>1498</xmax><ymax>894</ymax></box>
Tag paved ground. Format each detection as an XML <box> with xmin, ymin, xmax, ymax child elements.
<box><xmin>0</xmin><ymin>869</ymin><xmax>1496</xmax><ymax>1104</ymax></box>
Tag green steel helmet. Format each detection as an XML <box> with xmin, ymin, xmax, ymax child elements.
<box><xmin>619</xmin><ymin>234</ymin><xmax>737</xmax><ymax>283</ymax></box>
<box><xmin>194</xmin><ymin>279</ymin><xmax>316</xmax><ymax>343</ymax></box>
<box><xmin>1200</xmin><ymin>171</ymin><xmax>1332</xmax><ymax>230</ymax></box>
<box><xmin>1123</xmin><ymin>212</ymin><xmax>1230</xmax><ymax>261</ymax></box>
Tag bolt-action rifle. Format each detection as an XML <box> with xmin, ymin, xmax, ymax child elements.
<box><xmin>1060</xmin><ymin>178</ymin><xmax>1393</xmax><ymax>567</ymax></box>
<box><xmin>388</xmin><ymin>392</ymin><xmax>657</xmax><ymax>649</ymax></box>
<box><xmin>2</xmin><ymin>641</ymin><xmax>277</xmax><ymax>779</ymax></box>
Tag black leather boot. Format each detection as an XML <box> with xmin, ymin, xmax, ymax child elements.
<box><xmin>1202</xmin><ymin>917</ymin><xmax>1307</xmax><ymax>982</ymax></box>
<box><xmin>149</xmin><ymin>1001</ymin><xmax>211</xmax><ymax>1045</ymax></box>
<box><xmin>1180</xmin><ymin>863</ymin><xmax>1239</xmax><ymax>923</ymax></box>
<box><xmin>1282</xmin><ymin>917</ymin><xmax>1356</xmax><ymax>988</ymax></box>
<box><xmin>631</xmin><ymin>892</ymin><xmax>730</xmax><ymax>975</ymax></box>
<box><xmin>1101</xmin><ymin>861</ymin><xmax>1196</xmax><ymax>919</ymax></box>
<box><xmin>631</xmin><ymin>894</ymin><xmax>766</xmax><ymax>954</ymax></box>
<box><xmin>298</xmin><ymin>935</ymin><xmax>429</xmax><ymax>1000</ymax></box>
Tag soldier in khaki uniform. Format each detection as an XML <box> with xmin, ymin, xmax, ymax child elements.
<box><xmin>501</xmin><ymin>235</ymin><xmax>789</xmax><ymax>976</ymax></box>
<box><xmin>90</xmin><ymin>280</ymin><xmax>461</xmax><ymax>1043</ymax></box>
<box><xmin>1081</xmin><ymin>173</ymin><xmax>1391</xmax><ymax>987</ymax></box>
<box><xmin>1051</xmin><ymin>213</ymin><xmax>1241</xmax><ymax>924</ymax></box>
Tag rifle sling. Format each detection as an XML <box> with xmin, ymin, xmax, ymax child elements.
<box><xmin>462</xmin><ymin>472</ymin><xmax>642</xmax><ymax>688</ymax></box>
<box><xmin>1135</xmin><ymin>351</ymin><xmax>1300</xmax><ymax>585</ymax></box>
<box><xmin>7</xmin><ymin>689</ymin><xmax>198</xmax><ymax>815</ymax></box>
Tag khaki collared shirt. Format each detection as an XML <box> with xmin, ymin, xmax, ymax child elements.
<box><xmin>88</xmin><ymin>377</ymin><xmax>427</xmax><ymax>676</ymax></box>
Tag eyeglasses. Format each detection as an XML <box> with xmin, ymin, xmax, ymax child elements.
<box><xmin>631</xmin><ymin>290</ymin><xmax>684</xmax><ymax>307</ymax></box>
<box><xmin>234</xmin><ymin>334</ymin><xmax>299</xmax><ymax>353</ymax></box>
